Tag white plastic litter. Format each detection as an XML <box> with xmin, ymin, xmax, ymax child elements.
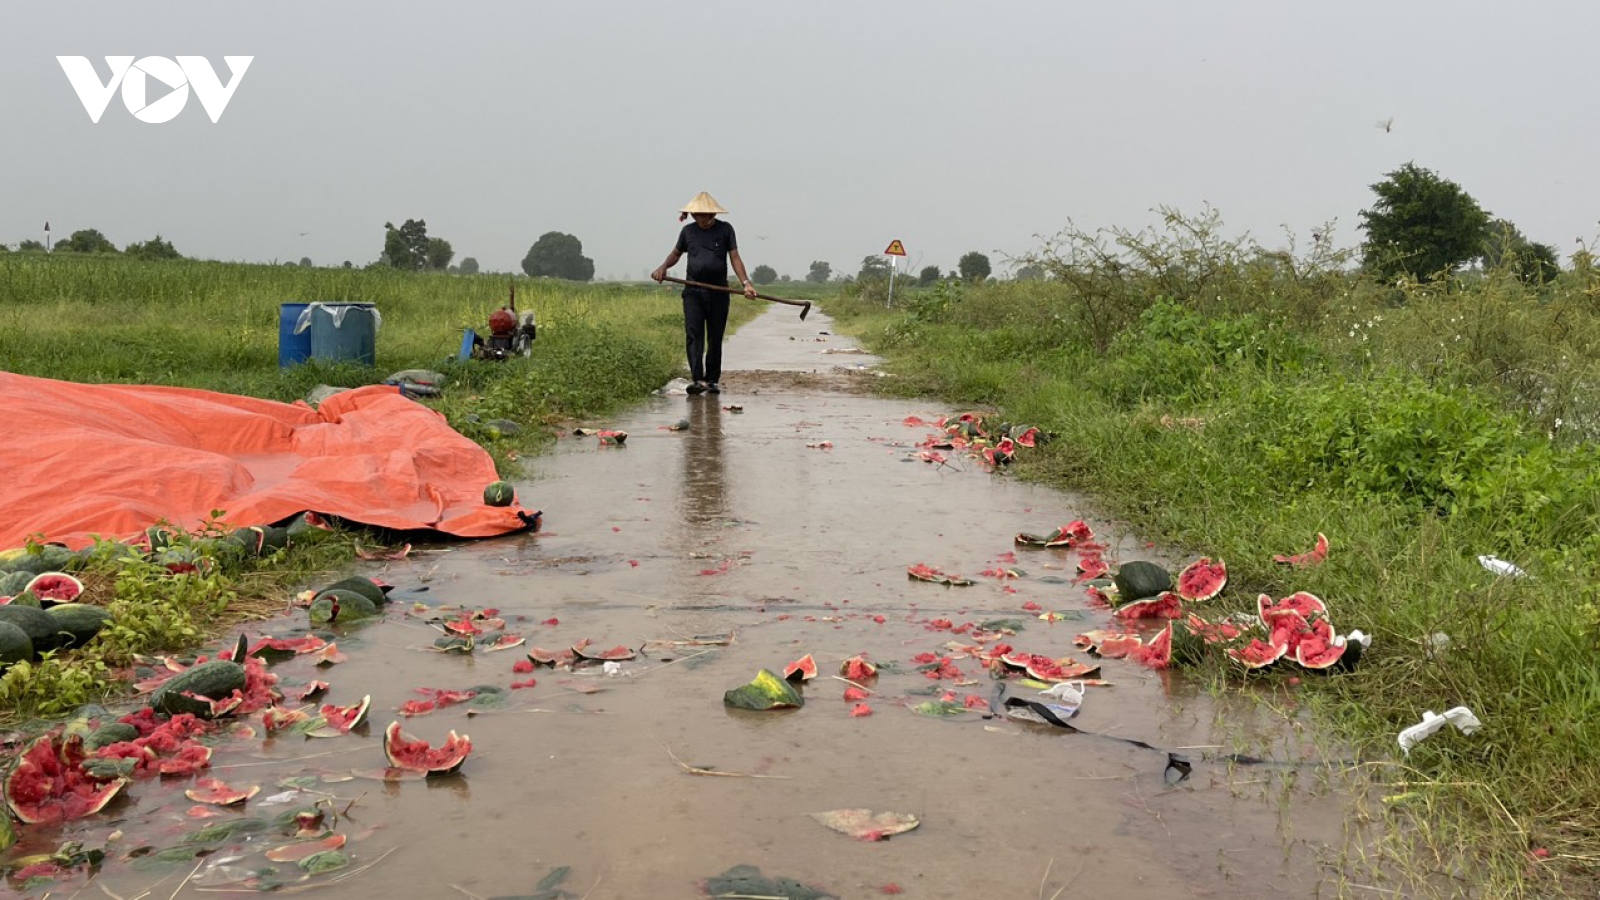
<box><xmin>1478</xmin><ymin>555</ymin><xmax>1527</xmax><ymax>578</ymax></box>
<box><xmin>293</xmin><ymin>302</ymin><xmax>383</xmax><ymax>335</ymax></box>
<box><xmin>658</xmin><ymin>377</ymin><xmax>694</xmax><ymax>396</ymax></box>
<box><xmin>1037</xmin><ymin>681</ymin><xmax>1085</xmax><ymax>711</ymax></box>
<box><xmin>257</xmin><ymin>790</ymin><xmax>301</xmax><ymax>806</ymax></box>
<box><xmin>1345</xmin><ymin>630</ymin><xmax>1373</xmax><ymax>649</ymax></box>
<box><xmin>1398</xmin><ymin>706</ymin><xmax>1482</xmax><ymax>755</ymax></box>
<box><xmin>602</xmin><ymin>661</ymin><xmax>624</xmax><ymax>677</ymax></box>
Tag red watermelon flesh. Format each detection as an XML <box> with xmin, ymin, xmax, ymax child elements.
<box><xmin>185</xmin><ymin>777</ymin><xmax>259</xmax><ymax>805</ymax></box>
<box><xmin>840</xmin><ymin>655</ymin><xmax>878</xmax><ymax>680</ymax></box>
<box><xmin>1258</xmin><ymin>591</ymin><xmax>1327</xmax><ymax>622</ymax></box>
<box><xmin>1175</xmin><ymin>558</ymin><xmax>1227</xmax><ymax>602</ymax></box>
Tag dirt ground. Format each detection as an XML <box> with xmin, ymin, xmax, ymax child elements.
<box><xmin>52</xmin><ymin>307</ymin><xmax>1385</xmax><ymax>899</ymax></box>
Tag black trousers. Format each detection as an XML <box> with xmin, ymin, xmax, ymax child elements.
<box><xmin>682</xmin><ymin>288</ymin><xmax>730</xmax><ymax>383</ymax></box>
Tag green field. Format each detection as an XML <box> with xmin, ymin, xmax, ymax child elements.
<box><xmin>825</xmin><ymin>220</ymin><xmax>1600</xmax><ymax>895</ymax></box>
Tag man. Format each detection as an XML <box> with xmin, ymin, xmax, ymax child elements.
<box><xmin>651</xmin><ymin>192</ymin><xmax>758</xmax><ymax>395</ymax></box>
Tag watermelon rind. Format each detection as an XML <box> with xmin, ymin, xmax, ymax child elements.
<box><xmin>723</xmin><ymin>669</ymin><xmax>805</xmax><ymax>710</ymax></box>
<box><xmin>1112</xmin><ymin>561</ymin><xmax>1172</xmax><ymax>602</ymax></box>
<box><xmin>1113</xmin><ymin>591</ymin><xmax>1184</xmax><ymax>620</ymax></box>
<box><xmin>308</xmin><ymin>590</ymin><xmax>380</xmax><ymax>624</ymax></box>
<box><xmin>783</xmin><ymin>654</ymin><xmax>819</xmax><ymax>682</ymax></box>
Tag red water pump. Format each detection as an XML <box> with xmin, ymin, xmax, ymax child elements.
<box><xmin>469</xmin><ymin>283</ymin><xmax>537</xmax><ymax>361</ymax></box>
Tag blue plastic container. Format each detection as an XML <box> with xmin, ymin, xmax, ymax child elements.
<box><xmin>308</xmin><ymin>303</ymin><xmax>378</xmax><ymax>366</ymax></box>
<box><xmin>278</xmin><ymin>302</ymin><xmax>311</xmax><ymax>367</ymax></box>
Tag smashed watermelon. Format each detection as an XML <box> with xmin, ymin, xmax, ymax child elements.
<box><xmin>783</xmin><ymin>654</ymin><xmax>819</xmax><ymax>682</ymax></box>
<box><xmin>1226</xmin><ymin>638</ymin><xmax>1288</xmax><ymax>670</ymax></box>
<box><xmin>383</xmin><ymin>721</ymin><xmax>472</xmax><ymax>775</ymax></box>
<box><xmin>1274</xmin><ymin>532</ymin><xmax>1329</xmax><ymax>568</ymax></box>
<box><xmin>5</xmin><ymin>733</ymin><xmax>126</xmax><ymax>824</ymax></box>
<box><xmin>1131</xmin><ymin>624</ymin><xmax>1174</xmax><ymax>670</ymax></box>
<box><xmin>1114</xmin><ymin>591</ymin><xmax>1184</xmax><ymax>620</ymax></box>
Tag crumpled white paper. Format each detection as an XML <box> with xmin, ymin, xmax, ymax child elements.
<box><xmin>1398</xmin><ymin>706</ymin><xmax>1482</xmax><ymax>755</ymax></box>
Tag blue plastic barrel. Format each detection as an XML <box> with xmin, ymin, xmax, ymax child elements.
<box><xmin>278</xmin><ymin>303</ymin><xmax>311</xmax><ymax>367</ymax></box>
<box><xmin>308</xmin><ymin>303</ymin><xmax>378</xmax><ymax>366</ymax></box>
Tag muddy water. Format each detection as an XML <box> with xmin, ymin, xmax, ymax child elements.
<box><xmin>73</xmin><ymin>308</ymin><xmax>1375</xmax><ymax>899</ymax></box>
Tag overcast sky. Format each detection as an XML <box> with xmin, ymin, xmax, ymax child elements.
<box><xmin>3</xmin><ymin>1</ymin><xmax>1596</xmax><ymax>280</ymax></box>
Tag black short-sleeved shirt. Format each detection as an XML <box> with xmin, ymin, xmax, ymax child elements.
<box><xmin>676</xmin><ymin>220</ymin><xmax>738</xmax><ymax>286</ymax></box>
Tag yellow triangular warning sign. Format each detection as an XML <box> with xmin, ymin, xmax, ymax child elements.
<box><xmin>884</xmin><ymin>240</ymin><xmax>906</xmax><ymax>257</ymax></box>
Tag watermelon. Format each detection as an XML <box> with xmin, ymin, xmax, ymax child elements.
<box><xmin>783</xmin><ymin>654</ymin><xmax>819</xmax><ymax>682</ymax></box>
<box><xmin>153</xmin><ymin>659</ymin><xmax>248</xmax><ymax>717</ymax></box>
<box><xmin>571</xmin><ymin>641</ymin><xmax>636</xmax><ymax>662</ymax></box>
<box><xmin>318</xmin><ymin>576</ymin><xmax>390</xmax><ymax>607</ymax></box>
<box><xmin>840</xmin><ymin>655</ymin><xmax>878</xmax><ymax>680</ymax></box>
<box><xmin>46</xmin><ymin>603</ymin><xmax>112</xmax><ymax>648</ymax></box>
<box><xmin>4</xmin><ymin>733</ymin><xmax>127</xmax><ymax>825</ymax></box>
<box><xmin>185</xmin><ymin>778</ymin><xmax>260</xmax><ymax>805</ymax></box>
<box><xmin>1112</xmin><ymin>561</ymin><xmax>1172</xmax><ymax>601</ymax></box>
<box><xmin>308</xmin><ymin>590</ymin><xmax>380</xmax><ymax>624</ymax></box>
<box><xmin>23</xmin><ymin>572</ymin><xmax>83</xmax><ymax>604</ymax></box>
<box><xmin>0</xmin><ymin>571</ymin><xmax>35</xmax><ymax>596</ymax></box>
<box><xmin>1131</xmin><ymin>624</ymin><xmax>1174</xmax><ymax>670</ymax></box>
<box><xmin>1175</xmin><ymin>558</ymin><xmax>1226</xmax><ymax>602</ymax></box>
<box><xmin>0</xmin><ymin>604</ymin><xmax>70</xmax><ymax>653</ymax></box>
<box><xmin>319</xmin><ymin>695</ymin><xmax>372</xmax><ymax>733</ymax></box>
<box><xmin>1259</xmin><ymin>592</ymin><xmax>1327</xmax><ymax>625</ymax></box>
<box><xmin>249</xmin><ymin>634</ymin><xmax>329</xmax><ymax>661</ymax></box>
<box><xmin>383</xmin><ymin>721</ymin><xmax>472</xmax><ymax>774</ymax></box>
<box><xmin>1227</xmin><ymin>638</ymin><xmax>1288</xmax><ymax>670</ymax></box>
<box><xmin>1295</xmin><ymin>631</ymin><xmax>1352</xmax><ymax>671</ymax></box>
<box><xmin>483</xmin><ymin>481</ymin><xmax>516</xmax><ymax>507</ymax></box>
<box><xmin>723</xmin><ymin>669</ymin><xmax>805</xmax><ymax>710</ymax></box>
<box><xmin>1074</xmin><ymin>630</ymin><xmax>1143</xmax><ymax>660</ymax></box>
<box><xmin>85</xmin><ymin>722</ymin><xmax>139</xmax><ymax>751</ymax></box>
<box><xmin>1274</xmin><ymin>532</ymin><xmax>1329</xmax><ymax>568</ymax></box>
<box><xmin>1114</xmin><ymin>590</ymin><xmax>1184</xmax><ymax>620</ymax></box>
<box><xmin>0</xmin><ymin>621</ymin><xmax>32</xmax><ymax>666</ymax></box>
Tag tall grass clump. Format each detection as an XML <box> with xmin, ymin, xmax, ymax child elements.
<box><xmin>827</xmin><ymin>210</ymin><xmax>1600</xmax><ymax>895</ymax></box>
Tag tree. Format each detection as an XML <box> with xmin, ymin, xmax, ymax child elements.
<box><xmin>522</xmin><ymin>232</ymin><xmax>595</xmax><ymax>281</ymax></box>
<box><xmin>1483</xmin><ymin>219</ymin><xmax>1560</xmax><ymax>284</ymax></box>
<box><xmin>382</xmin><ymin>219</ymin><xmax>430</xmax><ymax>270</ymax></box>
<box><xmin>779</xmin><ymin>274</ymin><xmax>792</xmax><ymax>283</ymax></box>
<box><xmin>857</xmin><ymin>255</ymin><xmax>890</xmax><ymax>282</ymax></box>
<box><xmin>459</xmin><ymin>257</ymin><xmax>480</xmax><ymax>275</ymax></box>
<box><xmin>958</xmin><ymin>251</ymin><xmax>991</xmax><ymax>282</ymax></box>
<box><xmin>806</xmin><ymin>260</ymin><xmax>832</xmax><ymax>283</ymax></box>
<box><xmin>1359</xmin><ymin>163</ymin><xmax>1490</xmax><ymax>282</ymax></box>
<box><xmin>342</xmin><ymin>260</ymin><xmax>353</xmax><ymax>269</ymax></box>
<box><xmin>751</xmin><ymin>264</ymin><xmax>777</xmax><ymax>285</ymax></box>
<box><xmin>1015</xmin><ymin>264</ymin><xmax>1044</xmax><ymax>281</ymax></box>
<box><xmin>425</xmin><ymin>237</ymin><xmax>454</xmax><ymax>270</ymax></box>
<box><xmin>917</xmin><ymin>265</ymin><xmax>941</xmax><ymax>286</ymax></box>
<box><xmin>61</xmin><ymin>228</ymin><xmax>117</xmax><ymax>254</ymax></box>
<box><xmin>125</xmin><ymin>235</ymin><xmax>182</xmax><ymax>261</ymax></box>
<box><xmin>18</xmin><ymin>240</ymin><xmax>44</xmax><ymax>252</ymax></box>
<box><xmin>299</xmin><ymin>257</ymin><xmax>313</xmax><ymax>267</ymax></box>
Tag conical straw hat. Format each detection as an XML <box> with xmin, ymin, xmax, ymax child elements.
<box><xmin>679</xmin><ymin>192</ymin><xmax>728</xmax><ymax>214</ymax></box>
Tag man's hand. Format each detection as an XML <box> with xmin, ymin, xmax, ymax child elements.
<box><xmin>742</xmin><ymin>280</ymin><xmax>757</xmax><ymax>298</ymax></box>
<box><xmin>651</xmin><ymin>267</ymin><xmax>666</xmax><ymax>283</ymax></box>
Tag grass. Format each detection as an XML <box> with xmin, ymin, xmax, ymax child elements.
<box><xmin>0</xmin><ymin>253</ymin><xmax>759</xmax><ymax>723</ymax></box>
<box><xmin>823</xmin><ymin>215</ymin><xmax>1600</xmax><ymax>896</ymax></box>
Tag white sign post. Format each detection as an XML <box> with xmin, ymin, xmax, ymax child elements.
<box><xmin>883</xmin><ymin>239</ymin><xmax>906</xmax><ymax>308</ymax></box>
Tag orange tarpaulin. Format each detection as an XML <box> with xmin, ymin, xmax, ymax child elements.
<box><xmin>0</xmin><ymin>372</ymin><xmax>536</xmax><ymax>550</ymax></box>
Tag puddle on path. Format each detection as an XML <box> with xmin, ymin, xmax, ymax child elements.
<box><xmin>54</xmin><ymin>308</ymin><xmax>1381</xmax><ymax>899</ymax></box>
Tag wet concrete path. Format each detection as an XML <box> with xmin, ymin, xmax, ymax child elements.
<box><xmin>78</xmin><ymin>307</ymin><xmax>1364</xmax><ymax>899</ymax></box>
